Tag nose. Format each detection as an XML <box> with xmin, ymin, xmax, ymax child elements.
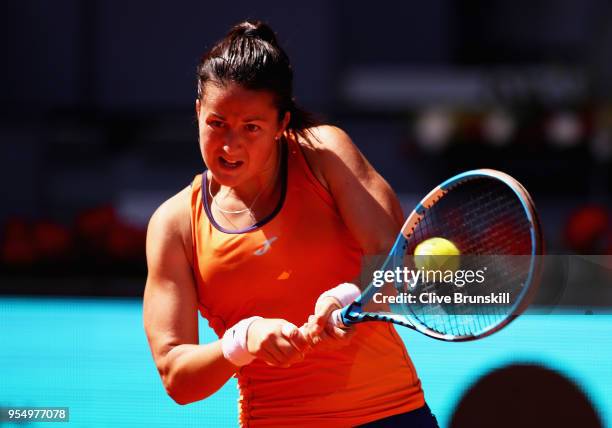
<box><xmin>222</xmin><ymin>130</ymin><xmax>242</xmax><ymax>153</ymax></box>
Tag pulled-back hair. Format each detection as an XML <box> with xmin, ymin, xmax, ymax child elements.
<box><xmin>196</xmin><ymin>21</ymin><xmax>318</xmax><ymax>138</ymax></box>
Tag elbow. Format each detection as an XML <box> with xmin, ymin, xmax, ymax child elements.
<box><xmin>161</xmin><ymin>363</ymin><xmax>193</xmax><ymax>405</ymax></box>
<box><xmin>168</xmin><ymin>392</ymin><xmax>192</xmax><ymax>406</ymax></box>
<box><xmin>164</xmin><ymin>374</ymin><xmax>193</xmax><ymax>405</ymax></box>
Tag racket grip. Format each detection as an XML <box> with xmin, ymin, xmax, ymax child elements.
<box><xmin>331</xmin><ymin>308</ymin><xmax>347</xmax><ymax>328</ymax></box>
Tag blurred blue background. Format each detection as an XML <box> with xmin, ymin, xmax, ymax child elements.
<box><xmin>1</xmin><ymin>298</ymin><xmax>611</xmax><ymax>427</ymax></box>
<box><xmin>1</xmin><ymin>1</ymin><xmax>611</xmax><ymax>426</ymax></box>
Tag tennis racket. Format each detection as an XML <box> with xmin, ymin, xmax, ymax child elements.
<box><xmin>332</xmin><ymin>169</ymin><xmax>543</xmax><ymax>341</ymax></box>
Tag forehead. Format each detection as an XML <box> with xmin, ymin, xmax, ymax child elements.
<box><xmin>201</xmin><ymin>81</ymin><xmax>278</xmax><ymax>118</ymax></box>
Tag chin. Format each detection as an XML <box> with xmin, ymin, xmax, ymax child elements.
<box><xmin>208</xmin><ymin>168</ymin><xmax>247</xmax><ymax>188</ymax></box>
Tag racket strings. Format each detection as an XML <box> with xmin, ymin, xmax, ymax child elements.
<box><xmin>397</xmin><ymin>178</ymin><xmax>534</xmax><ymax>338</ymax></box>
<box><xmin>412</xmin><ymin>182</ymin><xmax>531</xmax><ymax>255</ymax></box>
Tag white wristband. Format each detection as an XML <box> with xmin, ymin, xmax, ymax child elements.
<box><xmin>318</xmin><ymin>282</ymin><xmax>361</xmax><ymax>307</ymax></box>
<box><xmin>221</xmin><ymin>316</ymin><xmax>262</xmax><ymax>367</ymax></box>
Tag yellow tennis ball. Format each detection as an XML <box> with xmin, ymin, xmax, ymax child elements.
<box><xmin>414</xmin><ymin>237</ymin><xmax>461</xmax><ymax>272</ymax></box>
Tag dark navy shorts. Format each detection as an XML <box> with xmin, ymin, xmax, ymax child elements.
<box><xmin>357</xmin><ymin>404</ymin><xmax>440</xmax><ymax>428</ymax></box>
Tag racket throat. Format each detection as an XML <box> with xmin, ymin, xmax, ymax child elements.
<box><xmin>340</xmin><ymin>301</ymin><xmax>364</xmax><ymax>326</ymax></box>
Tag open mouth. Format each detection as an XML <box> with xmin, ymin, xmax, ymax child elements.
<box><xmin>219</xmin><ymin>157</ymin><xmax>244</xmax><ymax>169</ymax></box>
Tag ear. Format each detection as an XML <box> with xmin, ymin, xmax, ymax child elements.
<box><xmin>277</xmin><ymin>111</ymin><xmax>291</xmax><ymax>138</ymax></box>
<box><xmin>195</xmin><ymin>99</ymin><xmax>201</xmax><ymax>118</ymax></box>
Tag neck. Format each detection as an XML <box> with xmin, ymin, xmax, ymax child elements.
<box><xmin>210</xmin><ymin>144</ymin><xmax>283</xmax><ymax>214</ymax></box>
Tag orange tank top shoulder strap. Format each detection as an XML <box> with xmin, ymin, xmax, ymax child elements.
<box><xmin>285</xmin><ymin>131</ymin><xmax>335</xmax><ymax>207</ymax></box>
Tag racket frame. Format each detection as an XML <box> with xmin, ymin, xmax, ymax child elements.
<box><xmin>338</xmin><ymin>169</ymin><xmax>543</xmax><ymax>341</ymax></box>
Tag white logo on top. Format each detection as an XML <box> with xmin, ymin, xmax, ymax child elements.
<box><xmin>254</xmin><ymin>236</ymin><xmax>278</xmax><ymax>256</ymax></box>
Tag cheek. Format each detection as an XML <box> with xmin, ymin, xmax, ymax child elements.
<box><xmin>248</xmin><ymin>137</ymin><xmax>277</xmax><ymax>167</ymax></box>
<box><xmin>198</xmin><ymin>134</ymin><xmax>217</xmax><ymax>164</ymax></box>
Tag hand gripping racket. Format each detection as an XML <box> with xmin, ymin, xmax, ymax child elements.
<box><xmin>332</xmin><ymin>169</ymin><xmax>543</xmax><ymax>341</ymax></box>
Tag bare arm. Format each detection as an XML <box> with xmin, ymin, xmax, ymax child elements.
<box><xmin>308</xmin><ymin>125</ymin><xmax>404</xmax><ymax>254</ymax></box>
<box><xmin>144</xmin><ymin>188</ymin><xmax>311</xmax><ymax>405</ymax></box>
<box><xmin>143</xmin><ymin>188</ymin><xmax>235</xmax><ymax>405</ymax></box>
<box><xmin>300</xmin><ymin>125</ymin><xmax>403</xmax><ymax>341</ymax></box>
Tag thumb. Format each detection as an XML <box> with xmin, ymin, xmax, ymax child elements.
<box><xmin>312</xmin><ymin>297</ymin><xmax>341</xmax><ymax>332</ymax></box>
<box><xmin>281</xmin><ymin>322</ymin><xmax>299</xmax><ymax>338</ymax></box>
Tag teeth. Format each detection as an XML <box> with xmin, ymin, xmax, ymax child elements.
<box><xmin>220</xmin><ymin>157</ymin><xmax>241</xmax><ymax>168</ymax></box>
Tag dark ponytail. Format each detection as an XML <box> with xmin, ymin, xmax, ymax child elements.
<box><xmin>196</xmin><ymin>20</ymin><xmax>318</xmax><ymax>140</ymax></box>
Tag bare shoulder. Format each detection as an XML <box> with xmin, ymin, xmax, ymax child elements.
<box><xmin>300</xmin><ymin>125</ymin><xmax>357</xmax><ymax>156</ymax></box>
<box><xmin>297</xmin><ymin>125</ymin><xmax>403</xmax><ymax>252</ymax></box>
<box><xmin>147</xmin><ymin>186</ymin><xmax>193</xmax><ymax>266</ymax></box>
<box><xmin>148</xmin><ymin>186</ymin><xmax>191</xmax><ymax>235</ymax></box>
<box><xmin>296</xmin><ymin>125</ymin><xmax>369</xmax><ymax>189</ymax></box>
<box><xmin>302</xmin><ymin>124</ymin><xmax>371</xmax><ymax>177</ymax></box>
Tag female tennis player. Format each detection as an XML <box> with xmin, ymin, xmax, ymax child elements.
<box><xmin>143</xmin><ymin>20</ymin><xmax>438</xmax><ymax>427</ymax></box>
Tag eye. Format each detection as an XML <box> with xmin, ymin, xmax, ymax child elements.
<box><xmin>244</xmin><ymin>123</ymin><xmax>261</xmax><ymax>133</ymax></box>
<box><xmin>208</xmin><ymin>120</ymin><xmax>225</xmax><ymax>129</ymax></box>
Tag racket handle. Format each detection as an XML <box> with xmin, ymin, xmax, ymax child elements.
<box><xmin>331</xmin><ymin>308</ymin><xmax>348</xmax><ymax>328</ymax></box>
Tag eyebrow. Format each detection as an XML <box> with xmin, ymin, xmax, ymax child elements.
<box><xmin>209</xmin><ymin>112</ymin><xmax>226</xmax><ymax>120</ymax></box>
<box><xmin>208</xmin><ymin>112</ymin><xmax>266</xmax><ymax>122</ymax></box>
<box><xmin>242</xmin><ymin>116</ymin><xmax>266</xmax><ymax>122</ymax></box>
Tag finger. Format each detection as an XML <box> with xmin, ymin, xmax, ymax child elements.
<box><xmin>304</xmin><ymin>317</ymin><xmax>344</xmax><ymax>346</ymax></box>
<box><xmin>281</xmin><ymin>323</ymin><xmax>297</xmax><ymax>338</ymax></box>
<box><xmin>298</xmin><ymin>323</ymin><xmax>319</xmax><ymax>347</ymax></box>
<box><xmin>315</xmin><ymin>295</ymin><xmax>341</xmax><ymax>312</ymax></box>
<box><xmin>315</xmin><ymin>297</ymin><xmax>340</xmax><ymax>319</ymax></box>
<box><xmin>258</xmin><ymin>347</ymin><xmax>286</xmax><ymax>367</ymax></box>
<box><xmin>303</xmin><ymin>320</ymin><xmax>330</xmax><ymax>342</ymax></box>
<box><xmin>257</xmin><ymin>332</ymin><xmax>295</xmax><ymax>366</ymax></box>
<box><xmin>311</xmin><ymin>328</ymin><xmax>334</xmax><ymax>345</ymax></box>
<box><xmin>271</xmin><ymin>332</ymin><xmax>306</xmax><ymax>364</ymax></box>
<box><xmin>310</xmin><ymin>312</ymin><xmax>332</xmax><ymax>334</ymax></box>
<box><xmin>323</xmin><ymin>315</ymin><xmax>351</xmax><ymax>335</ymax></box>
<box><xmin>282</xmin><ymin>323</ymin><xmax>311</xmax><ymax>353</ymax></box>
<box><xmin>306</xmin><ymin>300</ymin><xmax>340</xmax><ymax>337</ymax></box>
<box><xmin>307</xmin><ymin>313</ymin><xmax>327</xmax><ymax>334</ymax></box>
<box><xmin>330</xmin><ymin>308</ymin><xmax>346</xmax><ymax>328</ymax></box>
<box><xmin>270</xmin><ymin>342</ymin><xmax>302</xmax><ymax>367</ymax></box>
<box><xmin>328</xmin><ymin>324</ymin><xmax>353</xmax><ymax>339</ymax></box>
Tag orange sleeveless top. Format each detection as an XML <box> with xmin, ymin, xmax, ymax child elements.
<box><xmin>190</xmin><ymin>136</ymin><xmax>424</xmax><ymax>427</ymax></box>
